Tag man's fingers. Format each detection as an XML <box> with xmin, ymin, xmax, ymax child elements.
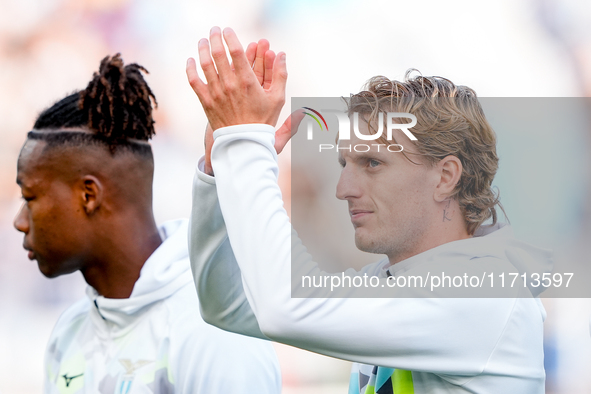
<box><xmin>245</xmin><ymin>42</ymin><xmax>258</xmax><ymax>68</ymax></box>
<box><xmin>223</xmin><ymin>27</ymin><xmax>251</xmax><ymax>75</ymax></box>
<box><xmin>235</xmin><ymin>42</ymin><xmax>257</xmax><ymax>72</ymax></box>
<box><xmin>270</xmin><ymin>52</ymin><xmax>288</xmax><ymax>100</ymax></box>
<box><xmin>209</xmin><ymin>26</ymin><xmax>233</xmax><ymax>83</ymax></box>
<box><xmin>190</xmin><ymin>27</ymin><xmax>285</xmax><ymax>130</ymax></box>
<box><xmin>253</xmin><ymin>39</ymin><xmax>270</xmax><ymax>86</ymax></box>
<box><xmin>186</xmin><ymin>57</ymin><xmax>206</xmax><ymax>94</ymax></box>
<box><xmin>263</xmin><ymin>50</ymin><xmax>276</xmax><ymax>90</ymax></box>
<box><xmin>186</xmin><ymin>57</ymin><xmax>213</xmax><ymax>108</ymax></box>
<box><xmin>198</xmin><ymin>39</ymin><xmax>219</xmax><ymax>87</ymax></box>
<box><xmin>274</xmin><ymin>109</ymin><xmax>305</xmax><ymax>154</ymax></box>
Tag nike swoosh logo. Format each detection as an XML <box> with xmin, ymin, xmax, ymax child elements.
<box><xmin>63</xmin><ymin>373</ymin><xmax>83</xmax><ymax>387</ymax></box>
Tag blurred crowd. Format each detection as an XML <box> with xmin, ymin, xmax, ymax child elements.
<box><xmin>1</xmin><ymin>0</ymin><xmax>590</xmax><ymax>392</ymax></box>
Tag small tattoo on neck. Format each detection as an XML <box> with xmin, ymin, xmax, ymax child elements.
<box><xmin>443</xmin><ymin>199</ymin><xmax>453</xmax><ymax>222</ymax></box>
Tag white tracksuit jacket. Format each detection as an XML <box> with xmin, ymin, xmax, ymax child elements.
<box><xmin>44</xmin><ymin>219</ymin><xmax>281</xmax><ymax>394</ymax></box>
<box><xmin>189</xmin><ymin>124</ymin><xmax>551</xmax><ymax>394</ymax></box>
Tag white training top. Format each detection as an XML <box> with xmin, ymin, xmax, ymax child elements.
<box><xmin>189</xmin><ymin>123</ymin><xmax>550</xmax><ymax>393</ymax></box>
<box><xmin>45</xmin><ymin>219</ymin><xmax>281</xmax><ymax>394</ymax></box>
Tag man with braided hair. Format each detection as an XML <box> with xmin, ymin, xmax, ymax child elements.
<box><xmin>186</xmin><ymin>27</ymin><xmax>551</xmax><ymax>393</ymax></box>
<box><xmin>14</xmin><ymin>53</ymin><xmax>281</xmax><ymax>393</ymax></box>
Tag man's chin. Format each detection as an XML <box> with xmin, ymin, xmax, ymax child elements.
<box><xmin>37</xmin><ymin>261</ymin><xmax>64</xmax><ymax>279</ymax></box>
<box><xmin>354</xmin><ymin>234</ymin><xmax>385</xmax><ymax>255</ymax></box>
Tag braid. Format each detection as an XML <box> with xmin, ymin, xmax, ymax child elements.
<box><xmin>34</xmin><ymin>93</ymin><xmax>85</xmax><ymax>130</ymax></box>
<box><xmin>80</xmin><ymin>53</ymin><xmax>157</xmax><ymax>142</ymax></box>
<box><xmin>31</xmin><ymin>54</ymin><xmax>157</xmax><ymax>156</ymax></box>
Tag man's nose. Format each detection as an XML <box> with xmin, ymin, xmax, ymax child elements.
<box><xmin>13</xmin><ymin>203</ymin><xmax>29</xmax><ymax>233</ymax></box>
<box><xmin>336</xmin><ymin>167</ymin><xmax>362</xmax><ymax>201</ymax></box>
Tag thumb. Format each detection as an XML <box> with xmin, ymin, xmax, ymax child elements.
<box><xmin>275</xmin><ymin>109</ymin><xmax>305</xmax><ymax>154</ymax></box>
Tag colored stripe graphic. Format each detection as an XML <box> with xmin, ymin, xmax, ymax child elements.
<box><xmin>302</xmin><ymin>107</ymin><xmax>329</xmax><ymax>130</ymax></box>
<box><xmin>392</xmin><ymin>369</ymin><xmax>414</xmax><ymax>394</ymax></box>
<box><xmin>352</xmin><ymin>367</ymin><xmax>414</xmax><ymax>394</ymax></box>
<box><xmin>303</xmin><ymin>112</ymin><xmax>323</xmax><ymax>130</ymax></box>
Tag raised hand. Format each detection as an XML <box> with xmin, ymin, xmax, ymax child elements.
<box><xmin>201</xmin><ymin>38</ymin><xmax>270</xmax><ymax>175</ymax></box>
<box><xmin>193</xmin><ymin>29</ymin><xmax>287</xmax><ymax>176</ymax></box>
<box><xmin>187</xmin><ymin>27</ymin><xmax>287</xmax><ymax>131</ymax></box>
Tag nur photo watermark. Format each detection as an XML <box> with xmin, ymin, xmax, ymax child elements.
<box><xmin>290</xmin><ymin>97</ymin><xmax>591</xmax><ymax>299</ymax></box>
<box><xmin>302</xmin><ymin>106</ymin><xmax>417</xmax><ymax>153</ymax></box>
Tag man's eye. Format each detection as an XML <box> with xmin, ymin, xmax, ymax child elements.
<box><xmin>369</xmin><ymin>159</ymin><xmax>380</xmax><ymax>168</ymax></box>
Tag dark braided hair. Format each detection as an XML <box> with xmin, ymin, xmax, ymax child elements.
<box><xmin>31</xmin><ymin>53</ymin><xmax>157</xmax><ymax>156</ymax></box>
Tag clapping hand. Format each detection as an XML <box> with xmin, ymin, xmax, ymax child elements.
<box><xmin>187</xmin><ymin>27</ymin><xmax>303</xmax><ymax>175</ymax></box>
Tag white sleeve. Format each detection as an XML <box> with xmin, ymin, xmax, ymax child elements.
<box><xmin>209</xmin><ymin>124</ymin><xmax>518</xmax><ymax>375</ymax></box>
<box><xmin>188</xmin><ymin>157</ymin><xmax>267</xmax><ymax>339</ymax></box>
<box><xmin>170</xmin><ymin>293</ymin><xmax>281</xmax><ymax>394</ymax></box>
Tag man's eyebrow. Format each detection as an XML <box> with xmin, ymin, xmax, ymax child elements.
<box><xmin>16</xmin><ymin>177</ymin><xmax>22</xmax><ymax>186</ymax></box>
<box><xmin>350</xmin><ymin>152</ymin><xmax>380</xmax><ymax>161</ymax></box>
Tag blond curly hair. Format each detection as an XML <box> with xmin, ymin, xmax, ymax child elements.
<box><xmin>348</xmin><ymin>70</ymin><xmax>501</xmax><ymax>234</ymax></box>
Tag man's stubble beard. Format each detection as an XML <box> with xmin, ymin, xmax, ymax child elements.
<box><xmin>354</xmin><ymin>221</ymin><xmax>425</xmax><ymax>262</ymax></box>
<box><xmin>353</xmin><ymin>225</ymin><xmax>403</xmax><ymax>257</ymax></box>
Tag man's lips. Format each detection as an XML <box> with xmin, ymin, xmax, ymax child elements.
<box><xmin>23</xmin><ymin>244</ymin><xmax>35</xmax><ymax>260</ymax></box>
<box><xmin>350</xmin><ymin>210</ymin><xmax>373</xmax><ymax>221</ymax></box>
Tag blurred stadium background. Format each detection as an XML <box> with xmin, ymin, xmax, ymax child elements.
<box><xmin>1</xmin><ymin>0</ymin><xmax>591</xmax><ymax>392</ymax></box>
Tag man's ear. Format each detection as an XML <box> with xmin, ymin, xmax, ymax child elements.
<box><xmin>434</xmin><ymin>155</ymin><xmax>462</xmax><ymax>202</ymax></box>
<box><xmin>78</xmin><ymin>175</ymin><xmax>103</xmax><ymax>215</ymax></box>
